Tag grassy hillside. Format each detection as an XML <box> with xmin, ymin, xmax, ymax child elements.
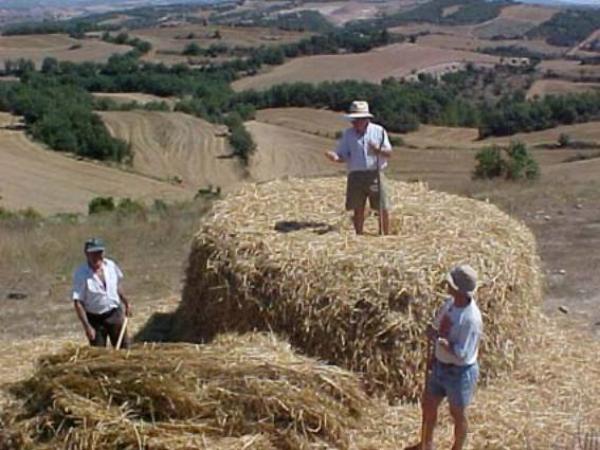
<box><xmin>527</xmin><ymin>8</ymin><xmax>600</xmax><ymax>46</ymax></box>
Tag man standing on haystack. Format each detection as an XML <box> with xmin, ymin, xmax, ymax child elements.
<box><xmin>71</xmin><ymin>238</ymin><xmax>131</xmax><ymax>349</ymax></box>
<box><xmin>325</xmin><ymin>100</ymin><xmax>392</xmax><ymax>235</ymax></box>
<box><xmin>407</xmin><ymin>264</ymin><xmax>483</xmax><ymax>450</ymax></box>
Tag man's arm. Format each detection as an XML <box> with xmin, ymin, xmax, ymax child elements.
<box><xmin>437</xmin><ymin>320</ymin><xmax>480</xmax><ymax>364</ymax></box>
<box><xmin>73</xmin><ymin>300</ymin><xmax>95</xmax><ymax>341</ymax></box>
<box><xmin>326</xmin><ymin>131</ymin><xmax>350</xmax><ymax>163</ymax></box>
<box><xmin>118</xmin><ymin>286</ymin><xmax>132</xmax><ymax>317</ymax></box>
<box><xmin>369</xmin><ymin>128</ymin><xmax>392</xmax><ymax>158</ymax></box>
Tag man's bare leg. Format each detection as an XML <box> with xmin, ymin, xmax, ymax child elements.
<box><xmin>380</xmin><ymin>209</ymin><xmax>390</xmax><ymax>235</ymax></box>
<box><xmin>421</xmin><ymin>390</ymin><xmax>443</xmax><ymax>450</ymax></box>
<box><xmin>449</xmin><ymin>403</ymin><xmax>469</xmax><ymax>450</ymax></box>
<box><xmin>353</xmin><ymin>207</ymin><xmax>365</xmax><ymax>235</ymax></box>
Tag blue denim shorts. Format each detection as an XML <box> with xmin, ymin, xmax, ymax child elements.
<box><xmin>427</xmin><ymin>360</ymin><xmax>479</xmax><ymax>408</ymax></box>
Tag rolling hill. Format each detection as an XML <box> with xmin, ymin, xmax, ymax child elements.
<box><xmin>0</xmin><ymin>112</ymin><xmax>192</xmax><ymax>215</ymax></box>
<box><xmin>232</xmin><ymin>43</ymin><xmax>500</xmax><ymax>92</ymax></box>
<box><xmin>100</xmin><ymin>111</ymin><xmax>245</xmax><ymax>191</ymax></box>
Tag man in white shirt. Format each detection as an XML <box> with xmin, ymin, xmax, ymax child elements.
<box><xmin>71</xmin><ymin>238</ymin><xmax>132</xmax><ymax>348</ymax></box>
<box><xmin>407</xmin><ymin>264</ymin><xmax>483</xmax><ymax>450</ymax></box>
<box><xmin>325</xmin><ymin>100</ymin><xmax>392</xmax><ymax>235</ymax></box>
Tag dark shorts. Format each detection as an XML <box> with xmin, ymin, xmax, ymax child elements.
<box><xmin>346</xmin><ymin>170</ymin><xmax>391</xmax><ymax>211</ymax></box>
<box><xmin>86</xmin><ymin>306</ymin><xmax>130</xmax><ymax>349</ymax></box>
<box><xmin>427</xmin><ymin>360</ymin><xmax>479</xmax><ymax>408</ymax></box>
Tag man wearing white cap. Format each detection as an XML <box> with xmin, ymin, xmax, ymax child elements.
<box><xmin>325</xmin><ymin>100</ymin><xmax>392</xmax><ymax>235</ymax></box>
<box><xmin>71</xmin><ymin>238</ymin><xmax>131</xmax><ymax>349</ymax></box>
<box><xmin>407</xmin><ymin>264</ymin><xmax>483</xmax><ymax>450</ymax></box>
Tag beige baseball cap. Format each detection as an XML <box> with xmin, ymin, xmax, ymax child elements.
<box><xmin>446</xmin><ymin>264</ymin><xmax>478</xmax><ymax>295</ymax></box>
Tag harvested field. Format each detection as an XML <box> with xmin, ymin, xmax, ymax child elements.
<box><xmin>101</xmin><ymin>111</ymin><xmax>244</xmax><ymax>191</ymax></box>
<box><xmin>131</xmin><ymin>24</ymin><xmax>310</xmax><ymax>53</ymax></box>
<box><xmin>0</xmin><ymin>113</ymin><xmax>192</xmax><ymax>215</ymax></box>
<box><xmin>482</xmin><ymin>121</ymin><xmax>600</xmax><ymax>147</ymax></box>
<box><xmin>473</xmin><ymin>17</ymin><xmax>539</xmax><ymax>39</ymax></box>
<box><xmin>93</xmin><ymin>92</ymin><xmax>176</xmax><ymax>108</ymax></box>
<box><xmin>256</xmin><ymin>107</ymin><xmax>347</xmax><ymax>137</ymax></box>
<box><xmin>280</xmin><ymin>0</ymin><xmax>412</xmax><ymax>25</ymax></box>
<box><xmin>251</xmin><ymin>108</ymin><xmax>600</xmax><ymax>190</ymax></box>
<box><xmin>389</xmin><ymin>23</ymin><xmax>475</xmax><ymax>37</ymax></box>
<box><xmin>0</xmin><ymin>34</ymin><xmax>129</xmax><ymax>67</ymax></box>
<box><xmin>498</xmin><ymin>4</ymin><xmax>558</xmax><ymax>23</ymax></box>
<box><xmin>526</xmin><ymin>79</ymin><xmax>600</xmax><ymax>99</ymax></box>
<box><xmin>173</xmin><ymin>177</ymin><xmax>542</xmax><ymax>400</ymax></box>
<box><xmin>232</xmin><ymin>43</ymin><xmax>500</xmax><ymax>91</ymax></box>
<box><xmin>539</xmin><ymin>59</ymin><xmax>600</xmax><ymax>80</ymax></box>
<box><xmin>245</xmin><ymin>120</ymin><xmax>343</xmax><ymax>181</ymax></box>
<box><xmin>402</xmin><ymin>124</ymin><xmax>479</xmax><ymax>149</ymax></box>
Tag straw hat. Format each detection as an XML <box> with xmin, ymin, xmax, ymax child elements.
<box><xmin>446</xmin><ymin>264</ymin><xmax>478</xmax><ymax>295</ymax></box>
<box><xmin>345</xmin><ymin>100</ymin><xmax>374</xmax><ymax>119</ymax></box>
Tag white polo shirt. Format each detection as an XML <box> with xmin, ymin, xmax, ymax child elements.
<box><xmin>72</xmin><ymin>258</ymin><xmax>123</xmax><ymax>315</ymax></box>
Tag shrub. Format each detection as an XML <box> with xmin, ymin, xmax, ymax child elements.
<box><xmin>473</xmin><ymin>146</ymin><xmax>504</xmax><ymax>179</ymax></box>
<box><xmin>116</xmin><ymin>198</ymin><xmax>146</xmax><ymax>216</ymax></box>
<box><xmin>88</xmin><ymin>196</ymin><xmax>115</xmax><ymax>215</ymax></box>
<box><xmin>229</xmin><ymin>124</ymin><xmax>256</xmax><ymax>163</ymax></box>
<box><xmin>505</xmin><ymin>141</ymin><xmax>539</xmax><ymax>180</ymax></box>
<box><xmin>473</xmin><ymin>142</ymin><xmax>539</xmax><ymax>181</ymax></box>
<box><xmin>558</xmin><ymin>133</ymin><xmax>571</xmax><ymax>148</ymax></box>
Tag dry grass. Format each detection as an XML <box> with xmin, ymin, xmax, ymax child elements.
<box><xmin>482</xmin><ymin>121</ymin><xmax>600</xmax><ymax>147</ymax></box>
<box><xmin>101</xmin><ymin>111</ymin><xmax>244</xmax><ymax>191</ymax></box>
<box><xmin>539</xmin><ymin>59</ymin><xmax>600</xmax><ymax>80</ymax></box>
<box><xmin>0</xmin><ymin>34</ymin><xmax>129</xmax><ymax>67</ymax></box>
<box><xmin>231</xmin><ymin>43</ymin><xmax>500</xmax><ymax>92</ymax></box>
<box><xmin>173</xmin><ymin>177</ymin><xmax>541</xmax><ymax>400</ymax></box>
<box><xmin>134</xmin><ymin>24</ymin><xmax>309</xmax><ymax>48</ymax></box>
<box><xmin>526</xmin><ymin>79</ymin><xmax>600</xmax><ymax>99</ymax></box>
<box><xmin>498</xmin><ymin>4</ymin><xmax>558</xmax><ymax>23</ymax></box>
<box><xmin>0</xmin><ymin>113</ymin><xmax>192</xmax><ymax>215</ymax></box>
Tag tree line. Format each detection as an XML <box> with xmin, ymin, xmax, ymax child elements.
<box><xmin>0</xmin><ymin>76</ymin><xmax>130</xmax><ymax>162</ymax></box>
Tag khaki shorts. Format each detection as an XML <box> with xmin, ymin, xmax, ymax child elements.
<box><xmin>346</xmin><ymin>170</ymin><xmax>391</xmax><ymax>211</ymax></box>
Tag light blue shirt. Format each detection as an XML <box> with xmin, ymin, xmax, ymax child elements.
<box><xmin>334</xmin><ymin>122</ymin><xmax>392</xmax><ymax>172</ymax></box>
<box><xmin>433</xmin><ymin>296</ymin><xmax>483</xmax><ymax>366</ymax></box>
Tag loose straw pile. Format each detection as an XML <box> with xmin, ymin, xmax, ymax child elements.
<box><xmin>0</xmin><ymin>334</ymin><xmax>368</xmax><ymax>450</ymax></box>
<box><xmin>173</xmin><ymin>177</ymin><xmax>542</xmax><ymax>400</ymax></box>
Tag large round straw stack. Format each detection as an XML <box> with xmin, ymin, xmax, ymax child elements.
<box><xmin>173</xmin><ymin>177</ymin><xmax>542</xmax><ymax>400</ymax></box>
<box><xmin>0</xmin><ymin>334</ymin><xmax>369</xmax><ymax>450</ymax></box>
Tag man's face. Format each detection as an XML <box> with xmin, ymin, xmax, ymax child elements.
<box><xmin>86</xmin><ymin>251</ymin><xmax>104</xmax><ymax>270</ymax></box>
<box><xmin>351</xmin><ymin>118</ymin><xmax>369</xmax><ymax>134</ymax></box>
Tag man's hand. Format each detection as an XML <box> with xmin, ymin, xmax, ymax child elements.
<box><xmin>325</xmin><ymin>151</ymin><xmax>340</xmax><ymax>162</ymax></box>
<box><xmin>368</xmin><ymin>142</ymin><xmax>390</xmax><ymax>157</ymax></box>
<box><xmin>85</xmin><ymin>325</ymin><xmax>96</xmax><ymax>342</ymax></box>
<box><xmin>437</xmin><ymin>337</ymin><xmax>452</xmax><ymax>353</ymax></box>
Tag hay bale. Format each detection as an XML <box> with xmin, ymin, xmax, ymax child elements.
<box><xmin>0</xmin><ymin>334</ymin><xmax>369</xmax><ymax>450</ymax></box>
<box><xmin>173</xmin><ymin>177</ymin><xmax>542</xmax><ymax>400</ymax></box>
